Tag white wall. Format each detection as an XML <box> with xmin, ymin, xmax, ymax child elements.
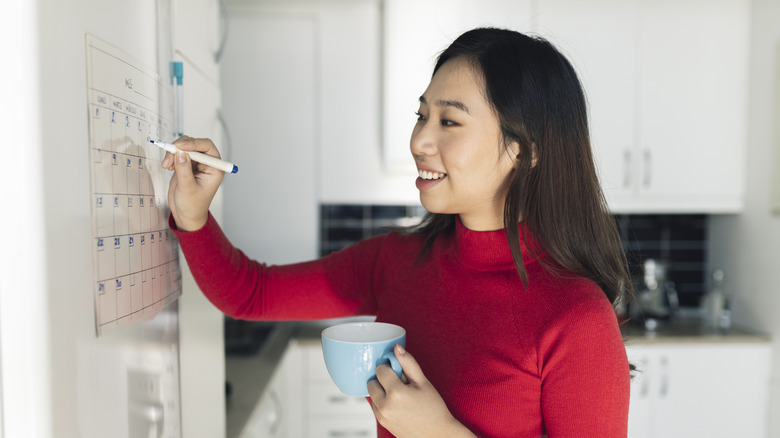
<box><xmin>708</xmin><ymin>0</ymin><xmax>780</xmax><ymax>436</ymax></box>
<box><xmin>0</xmin><ymin>1</ymin><xmax>51</xmax><ymax>436</ymax></box>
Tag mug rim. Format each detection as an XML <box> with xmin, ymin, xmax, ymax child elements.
<box><xmin>322</xmin><ymin>322</ymin><xmax>405</xmax><ymax>343</ymax></box>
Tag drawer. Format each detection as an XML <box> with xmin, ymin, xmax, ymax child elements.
<box><xmin>306</xmin><ymin>381</ymin><xmax>374</xmax><ymax>416</ymax></box>
<box><xmin>307</xmin><ymin>417</ymin><xmax>377</xmax><ymax>438</ymax></box>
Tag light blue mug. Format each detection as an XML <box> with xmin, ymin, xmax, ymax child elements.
<box><xmin>321</xmin><ymin>322</ymin><xmax>406</xmax><ymax>397</ymax></box>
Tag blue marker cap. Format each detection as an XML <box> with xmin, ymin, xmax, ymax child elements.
<box><xmin>171</xmin><ymin>62</ymin><xmax>183</xmax><ymax>85</ymax></box>
<box><xmin>231</xmin><ymin>165</ymin><xmax>238</xmax><ymax>174</ymax></box>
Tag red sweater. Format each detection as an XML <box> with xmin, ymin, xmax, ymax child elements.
<box><xmin>172</xmin><ymin>214</ymin><xmax>630</xmax><ymax>437</ymax></box>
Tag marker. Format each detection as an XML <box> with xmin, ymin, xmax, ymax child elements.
<box><xmin>172</xmin><ymin>62</ymin><xmax>184</xmax><ymax>136</ymax></box>
<box><xmin>149</xmin><ymin>138</ymin><xmax>238</xmax><ymax>174</ymax></box>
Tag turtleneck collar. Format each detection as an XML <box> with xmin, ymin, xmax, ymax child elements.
<box><xmin>454</xmin><ymin>215</ymin><xmax>544</xmax><ymax>270</ymax></box>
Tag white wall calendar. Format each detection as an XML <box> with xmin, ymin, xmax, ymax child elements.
<box><xmin>85</xmin><ymin>35</ymin><xmax>182</xmax><ymax>336</ymax></box>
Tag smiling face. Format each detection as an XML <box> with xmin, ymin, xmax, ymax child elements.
<box><xmin>411</xmin><ymin>57</ymin><xmax>519</xmax><ymax>231</ymax></box>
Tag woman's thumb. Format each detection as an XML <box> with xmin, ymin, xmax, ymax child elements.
<box><xmin>395</xmin><ymin>344</ymin><xmax>427</xmax><ymax>384</ymax></box>
<box><xmin>172</xmin><ymin>151</ymin><xmax>195</xmax><ymax>189</ymax></box>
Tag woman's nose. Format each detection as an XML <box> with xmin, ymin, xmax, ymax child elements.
<box><xmin>410</xmin><ymin>121</ymin><xmax>436</xmax><ymax>159</ymax></box>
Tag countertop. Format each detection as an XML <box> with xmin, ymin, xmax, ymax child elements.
<box><xmin>621</xmin><ymin>316</ymin><xmax>771</xmax><ymax>344</ymax></box>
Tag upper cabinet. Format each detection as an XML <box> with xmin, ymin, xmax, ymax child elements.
<box><xmin>175</xmin><ymin>0</ymin><xmax>227</xmax><ymax>82</ymax></box>
<box><xmin>384</xmin><ymin>0</ymin><xmax>750</xmax><ymax>212</ymax></box>
<box><xmin>537</xmin><ymin>0</ymin><xmax>750</xmax><ymax>213</ymax></box>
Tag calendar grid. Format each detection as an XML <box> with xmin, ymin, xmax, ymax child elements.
<box><xmin>86</xmin><ymin>37</ymin><xmax>182</xmax><ymax>336</ymax></box>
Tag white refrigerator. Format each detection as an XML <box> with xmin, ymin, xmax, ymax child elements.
<box><xmin>0</xmin><ymin>0</ymin><xmax>226</xmax><ymax>437</ymax></box>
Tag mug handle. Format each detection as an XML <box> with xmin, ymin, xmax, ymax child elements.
<box><xmin>381</xmin><ymin>349</ymin><xmax>403</xmax><ymax>379</ymax></box>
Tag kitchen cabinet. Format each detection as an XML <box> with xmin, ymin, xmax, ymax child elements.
<box><xmin>219</xmin><ymin>6</ymin><xmax>319</xmax><ymax>262</ymax></box>
<box><xmin>222</xmin><ymin>0</ymin><xmax>750</xmax><ymax>208</ymax></box>
<box><xmin>302</xmin><ymin>342</ymin><xmax>378</xmax><ymax>437</ymax></box>
<box><xmin>293</xmin><ymin>337</ymin><xmax>378</xmax><ymax>437</ymax></box>
<box><xmin>537</xmin><ymin>0</ymin><xmax>750</xmax><ymax>213</ymax></box>
<box><xmin>175</xmin><ymin>0</ymin><xmax>226</xmax><ymax>83</ymax></box>
<box><xmin>626</xmin><ymin>341</ymin><xmax>771</xmax><ymax>438</ymax></box>
<box><xmin>261</xmin><ymin>330</ymin><xmax>377</xmax><ymax>438</ymax></box>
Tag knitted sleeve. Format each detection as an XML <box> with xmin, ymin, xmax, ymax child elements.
<box><xmin>538</xmin><ymin>296</ymin><xmax>630</xmax><ymax>437</ymax></box>
<box><xmin>171</xmin><ymin>213</ymin><xmax>381</xmax><ymax>320</ymax></box>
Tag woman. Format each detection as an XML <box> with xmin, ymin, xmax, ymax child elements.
<box><xmin>164</xmin><ymin>28</ymin><xmax>632</xmax><ymax>437</ymax></box>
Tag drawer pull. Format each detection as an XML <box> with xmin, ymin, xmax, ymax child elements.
<box><xmin>328</xmin><ymin>430</ymin><xmax>371</xmax><ymax>437</ymax></box>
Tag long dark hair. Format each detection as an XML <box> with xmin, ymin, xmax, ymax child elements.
<box><xmin>410</xmin><ymin>28</ymin><xmax>632</xmax><ymax>308</ymax></box>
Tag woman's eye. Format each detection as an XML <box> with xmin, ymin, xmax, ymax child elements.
<box><xmin>441</xmin><ymin>119</ymin><xmax>457</xmax><ymax>127</ymax></box>
<box><xmin>414</xmin><ymin>111</ymin><xmax>426</xmax><ymax>121</ymax></box>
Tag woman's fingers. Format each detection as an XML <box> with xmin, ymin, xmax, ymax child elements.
<box><xmin>162</xmin><ymin>136</ymin><xmax>220</xmax><ymax>171</ymax></box>
<box><xmin>165</xmin><ymin>136</ymin><xmax>225</xmax><ymax>231</ymax></box>
<box><xmin>174</xmin><ymin>135</ymin><xmax>221</xmax><ymax>158</ymax></box>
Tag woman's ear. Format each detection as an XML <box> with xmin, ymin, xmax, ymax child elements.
<box><xmin>530</xmin><ymin>142</ymin><xmax>538</xmax><ymax>168</ymax></box>
<box><xmin>512</xmin><ymin>142</ymin><xmax>538</xmax><ymax>168</ymax></box>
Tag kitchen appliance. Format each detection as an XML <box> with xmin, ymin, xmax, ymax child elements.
<box><xmin>631</xmin><ymin>259</ymin><xmax>680</xmax><ymax>326</ymax></box>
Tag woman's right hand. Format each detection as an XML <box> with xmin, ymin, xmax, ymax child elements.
<box><xmin>162</xmin><ymin>136</ymin><xmax>225</xmax><ymax>231</ymax></box>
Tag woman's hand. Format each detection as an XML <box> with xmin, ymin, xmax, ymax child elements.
<box><xmin>368</xmin><ymin>345</ymin><xmax>477</xmax><ymax>438</ymax></box>
<box><xmin>162</xmin><ymin>136</ymin><xmax>225</xmax><ymax>231</ymax></box>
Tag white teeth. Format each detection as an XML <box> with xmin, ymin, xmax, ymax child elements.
<box><xmin>418</xmin><ymin>169</ymin><xmax>446</xmax><ymax>180</ymax></box>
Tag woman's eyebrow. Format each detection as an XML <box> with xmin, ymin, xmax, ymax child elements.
<box><xmin>419</xmin><ymin>96</ymin><xmax>471</xmax><ymax>115</ymax></box>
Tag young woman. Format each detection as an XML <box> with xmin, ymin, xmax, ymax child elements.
<box><xmin>163</xmin><ymin>28</ymin><xmax>632</xmax><ymax>437</ymax></box>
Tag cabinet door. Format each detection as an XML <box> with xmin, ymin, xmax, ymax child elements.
<box><xmin>538</xmin><ymin>0</ymin><xmax>749</xmax><ymax>213</ymax></box>
<box><xmin>625</xmin><ymin>350</ymin><xmax>654</xmax><ymax>438</ymax></box>
<box><xmin>636</xmin><ymin>0</ymin><xmax>749</xmax><ymax>211</ymax></box>
<box><xmin>536</xmin><ymin>0</ymin><xmax>639</xmax><ymax>208</ymax></box>
<box><xmin>383</xmin><ymin>0</ymin><xmax>534</xmax><ymax>173</ymax></box>
<box><xmin>627</xmin><ymin>342</ymin><xmax>771</xmax><ymax>438</ymax></box>
<box><xmin>176</xmin><ymin>0</ymin><xmax>223</xmax><ymax>81</ymax></box>
<box><xmin>652</xmin><ymin>344</ymin><xmax>770</xmax><ymax>438</ymax></box>
<box><xmin>219</xmin><ymin>13</ymin><xmax>319</xmax><ymax>263</ymax></box>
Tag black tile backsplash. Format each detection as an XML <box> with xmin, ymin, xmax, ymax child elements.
<box><xmin>320</xmin><ymin>205</ymin><xmax>708</xmax><ymax>307</ymax></box>
<box><xmin>320</xmin><ymin>205</ymin><xmax>428</xmax><ymax>255</ymax></box>
<box><xmin>616</xmin><ymin>214</ymin><xmax>707</xmax><ymax>307</ymax></box>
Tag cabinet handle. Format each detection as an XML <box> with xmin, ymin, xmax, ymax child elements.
<box><xmin>214</xmin><ymin>0</ymin><xmax>229</xmax><ymax>63</ymax></box>
<box><xmin>659</xmin><ymin>356</ymin><xmax>669</xmax><ymax>398</ymax></box>
<box><xmin>643</xmin><ymin>149</ymin><xmax>652</xmax><ymax>188</ymax></box>
<box><xmin>639</xmin><ymin>357</ymin><xmax>650</xmax><ymax>397</ymax></box>
<box><xmin>623</xmin><ymin>149</ymin><xmax>632</xmax><ymax>189</ymax></box>
<box><xmin>328</xmin><ymin>395</ymin><xmax>360</xmax><ymax>404</ymax></box>
<box><xmin>328</xmin><ymin>431</ymin><xmax>371</xmax><ymax>437</ymax></box>
<box><xmin>269</xmin><ymin>390</ymin><xmax>283</xmax><ymax>434</ymax></box>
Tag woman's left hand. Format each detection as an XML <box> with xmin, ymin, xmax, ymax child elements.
<box><xmin>367</xmin><ymin>344</ymin><xmax>477</xmax><ymax>438</ymax></box>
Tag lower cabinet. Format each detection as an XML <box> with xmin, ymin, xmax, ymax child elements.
<box><xmin>301</xmin><ymin>342</ymin><xmax>378</xmax><ymax>437</ymax></box>
<box><xmin>246</xmin><ymin>332</ymin><xmax>771</xmax><ymax>437</ymax></box>
<box><xmin>245</xmin><ymin>336</ymin><xmax>377</xmax><ymax>438</ymax></box>
<box><xmin>626</xmin><ymin>341</ymin><xmax>771</xmax><ymax>438</ymax></box>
